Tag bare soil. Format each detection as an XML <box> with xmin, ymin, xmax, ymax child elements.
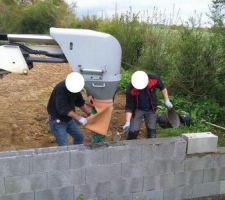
<box><xmin>0</xmin><ymin>63</ymin><xmax>147</xmax><ymax>151</ymax></box>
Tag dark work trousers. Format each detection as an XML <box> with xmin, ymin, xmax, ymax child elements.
<box><xmin>129</xmin><ymin>110</ymin><xmax>157</xmax><ymax>137</ymax></box>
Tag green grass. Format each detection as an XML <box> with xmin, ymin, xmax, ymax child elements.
<box><xmin>157</xmin><ymin>125</ymin><xmax>225</xmax><ymax>147</ymax></box>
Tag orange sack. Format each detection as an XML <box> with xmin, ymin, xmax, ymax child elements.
<box><xmin>85</xmin><ymin>99</ymin><xmax>113</xmax><ymax>136</ymax></box>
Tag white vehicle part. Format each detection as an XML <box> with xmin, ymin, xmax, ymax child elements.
<box><xmin>0</xmin><ymin>45</ymin><xmax>29</xmax><ymax>74</ymax></box>
<box><xmin>7</xmin><ymin>34</ymin><xmax>55</xmax><ymax>44</ymax></box>
<box><xmin>50</xmin><ymin>27</ymin><xmax>121</xmax><ymax>82</ymax></box>
<box><xmin>50</xmin><ymin>28</ymin><xmax>122</xmax><ymax>99</ymax></box>
<box><xmin>0</xmin><ymin>28</ymin><xmax>122</xmax><ymax>99</ymax></box>
<box><xmin>26</xmin><ymin>45</ymin><xmax>63</xmax><ymax>55</ymax></box>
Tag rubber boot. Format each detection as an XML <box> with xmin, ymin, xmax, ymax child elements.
<box><xmin>127</xmin><ymin>131</ymin><xmax>139</xmax><ymax>140</ymax></box>
<box><xmin>147</xmin><ymin>128</ymin><xmax>156</xmax><ymax>138</ymax></box>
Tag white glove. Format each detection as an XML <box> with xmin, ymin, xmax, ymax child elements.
<box><xmin>164</xmin><ymin>99</ymin><xmax>173</xmax><ymax>109</ymax></box>
<box><xmin>78</xmin><ymin>117</ymin><xmax>88</xmax><ymax>126</ymax></box>
<box><xmin>123</xmin><ymin>121</ymin><xmax>130</xmax><ymax>133</ymax></box>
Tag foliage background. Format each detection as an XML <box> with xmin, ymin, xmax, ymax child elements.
<box><xmin>1</xmin><ymin>0</ymin><xmax>225</xmax><ymax>144</ymax></box>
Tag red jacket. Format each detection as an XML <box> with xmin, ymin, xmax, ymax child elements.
<box><xmin>125</xmin><ymin>74</ymin><xmax>165</xmax><ymax>113</ymax></box>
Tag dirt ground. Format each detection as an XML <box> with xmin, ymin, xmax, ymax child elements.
<box><xmin>0</xmin><ymin>63</ymin><xmax>147</xmax><ymax>152</ymax></box>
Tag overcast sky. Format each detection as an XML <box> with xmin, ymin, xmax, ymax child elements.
<box><xmin>65</xmin><ymin>0</ymin><xmax>213</xmax><ymax>26</ymax></box>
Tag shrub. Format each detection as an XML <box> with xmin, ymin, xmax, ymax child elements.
<box><xmin>118</xmin><ymin>69</ymin><xmax>133</xmax><ymax>92</ymax></box>
<box><xmin>169</xmin><ymin>27</ymin><xmax>218</xmax><ymax>98</ymax></box>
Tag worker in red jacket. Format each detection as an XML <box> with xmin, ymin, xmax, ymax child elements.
<box><xmin>123</xmin><ymin>71</ymin><xmax>173</xmax><ymax>139</ymax></box>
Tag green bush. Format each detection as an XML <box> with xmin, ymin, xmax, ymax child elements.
<box><xmin>98</xmin><ymin>8</ymin><xmax>146</xmax><ymax>69</ymax></box>
<box><xmin>139</xmin><ymin>26</ymin><xmax>177</xmax><ymax>77</ymax></box>
<box><xmin>169</xmin><ymin>28</ymin><xmax>218</xmax><ymax>97</ymax></box>
<box><xmin>19</xmin><ymin>1</ymin><xmax>57</xmax><ymax>34</ymax></box>
<box><xmin>118</xmin><ymin>69</ymin><xmax>133</xmax><ymax>92</ymax></box>
<box><xmin>158</xmin><ymin>94</ymin><xmax>225</xmax><ymax>125</ymax></box>
<box><xmin>0</xmin><ymin>0</ymin><xmax>23</xmax><ymax>32</ymax></box>
<box><xmin>0</xmin><ymin>0</ymin><xmax>77</xmax><ymax>33</ymax></box>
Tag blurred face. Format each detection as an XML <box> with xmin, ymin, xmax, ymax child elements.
<box><xmin>65</xmin><ymin>72</ymin><xmax>84</xmax><ymax>93</ymax></box>
<box><xmin>131</xmin><ymin>71</ymin><xmax>148</xmax><ymax>89</ymax></box>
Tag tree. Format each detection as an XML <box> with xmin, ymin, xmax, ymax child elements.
<box><xmin>209</xmin><ymin>0</ymin><xmax>225</xmax><ymax>27</ymax></box>
<box><xmin>0</xmin><ymin>0</ymin><xmax>77</xmax><ymax>33</ymax></box>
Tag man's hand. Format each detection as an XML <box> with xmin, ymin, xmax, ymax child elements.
<box><xmin>78</xmin><ymin>116</ymin><xmax>88</xmax><ymax>125</ymax></box>
<box><xmin>164</xmin><ymin>99</ymin><xmax>173</xmax><ymax>109</ymax></box>
<box><xmin>123</xmin><ymin>121</ymin><xmax>130</xmax><ymax>133</ymax></box>
<box><xmin>88</xmin><ymin>95</ymin><xmax>94</xmax><ymax>105</ymax></box>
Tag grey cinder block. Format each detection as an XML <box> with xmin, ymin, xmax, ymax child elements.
<box><xmin>159</xmin><ymin>173</ymin><xmax>175</xmax><ymax>190</ymax></box>
<box><xmin>0</xmin><ymin>192</ymin><xmax>34</xmax><ymax>200</ymax></box>
<box><xmin>110</xmin><ymin>178</ymin><xmax>129</xmax><ymax>195</ymax></box>
<box><xmin>182</xmin><ymin>132</ymin><xmax>218</xmax><ymax>154</ymax></box>
<box><xmin>153</xmin><ymin>160</ymin><xmax>174</xmax><ymax>174</ymax></box>
<box><xmin>0</xmin><ymin>135</ymin><xmax>224</xmax><ymax>199</ymax></box>
<box><xmin>185</xmin><ymin>155</ymin><xmax>214</xmax><ymax>171</ymax></box>
<box><xmin>175</xmin><ymin>185</ymin><xmax>193</xmax><ymax>200</ymax></box>
<box><xmin>220</xmin><ymin>180</ymin><xmax>225</xmax><ymax>194</ymax></box>
<box><xmin>214</xmin><ymin>153</ymin><xmax>225</xmax><ymax>167</ymax></box>
<box><xmin>153</xmin><ymin>142</ymin><xmax>176</xmax><ymax>160</ymax></box>
<box><xmin>174</xmin><ymin>172</ymin><xmax>186</xmax><ymax>187</ymax></box>
<box><xmin>31</xmin><ymin>152</ymin><xmax>69</xmax><ymax>173</ymax></box>
<box><xmin>70</xmin><ymin>150</ymin><xmax>86</xmax><ymax>169</ymax></box>
<box><xmin>122</xmin><ymin>162</ymin><xmax>153</xmax><ymax>178</ymax></box>
<box><xmin>86</xmin><ymin>163</ymin><xmax>121</xmax><ymax>184</ymax></box>
<box><xmin>70</xmin><ymin>148</ymin><xmax>109</xmax><ymax>169</ymax></box>
<box><xmin>203</xmin><ymin>168</ymin><xmax>222</xmax><ymax>182</ymax></box>
<box><xmin>88</xmin><ymin>148</ymin><xmax>109</xmax><ymax>165</ymax></box>
<box><xmin>186</xmin><ymin>169</ymin><xmax>204</xmax><ymax>185</ymax></box>
<box><xmin>108</xmin><ymin>146</ymin><xmax>130</xmax><ymax>164</ymax></box>
<box><xmin>128</xmin><ymin>145</ymin><xmax>143</xmax><ymax>163</ymax></box>
<box><xmin>133</xmin><ymin>190</ymin><xmax>163</xmax><ymax>200</ymax></box>
<box><xmin>35</xmin><ymin>186</ymin><xmax>74</xmax><ymax>200</ymax></box>
<box><xmin>141</xmin><ymin>143</ymin><xmax>155</xmax><ymax>161</ymax></box>
<box><xmin>192</xmin><ymin>181</ymin><xmax>220</xmax><ymax>198</ymax></box>
<box><xmin>47</xmin><ymin>169</ymin><xmax>85</xmax><ymax>189</ymax></box>
<box><xmin>109</xmin><ymin>193</ymin><xmax>132</xmax><ymax>200</ymax></box>
<box><xmin>143</xmin><ymin>175</ymin><xmax>157</xmax><ymax>191</ymax></box>
<box><xmin>163</xmin><ymin>185</ymin><xmax>193</xmax><ymax>200</ymax></box>
<box><xmin>0</xmin><ymin>177</ymin><xmax>5</xmax><ymax>195</ymax></box>
<box><xmin>5</xmin><ymin>173</ymin><xmax>47</xmax><ymax>194</ymax></box>
<box><xmin>163</xmin><ymin>188</ymin><xmax>176</xmax><ymax>200</ymax></box>
<box><xmin>0</xmin><ymin>156</ymin><xmax>30</xmax><ymax>176</ymax></box>
<box><xmin>174</xmin><ymin>139</ymin><xmax>187</xmax><ymax>159</ymax></box>
<box><xmin>174</xmin><ymin>159</ymin><xmax>185</xmax><ymax>173</ymax></box>
<box><xmin>95</xmin><ymin>181</ymin><xmax>110</xmax><ymax>200</ymax></box>
<box><xmin>129</xmin><ymin>177</ymin><xmax>143</xmax><ymax>193</ymax></box>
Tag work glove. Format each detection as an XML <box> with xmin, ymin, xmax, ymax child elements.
<box><xmin>78</xmin><ymin>116</ymin><xmax>88</xmax><ymax>126</ymax></box>
<box><xmin>164</xmin><ymin>99</ymin><xmax>173</xmax><ymax>109</ymax></box>
<box><xmin>123</xmin><ymin>121</ymin><xmax>130</xmax><ymax>133</ymax></box>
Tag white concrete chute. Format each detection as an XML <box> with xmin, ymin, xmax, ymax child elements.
<box><xmin>50</xmin><ymin>27</ymin><xmax>122</xmax><ymax>82</ymax></box>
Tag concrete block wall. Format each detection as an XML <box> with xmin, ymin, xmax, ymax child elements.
<box><xmin>0</xmin><ymin>136</ymin><xmax>224</xmax><ymax>200</ymax></box>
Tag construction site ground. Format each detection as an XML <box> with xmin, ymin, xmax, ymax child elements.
<box><xmin>0</xmin><ymin>63</ymin><xmax>148</xmax><ymax>152</ymax></box>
